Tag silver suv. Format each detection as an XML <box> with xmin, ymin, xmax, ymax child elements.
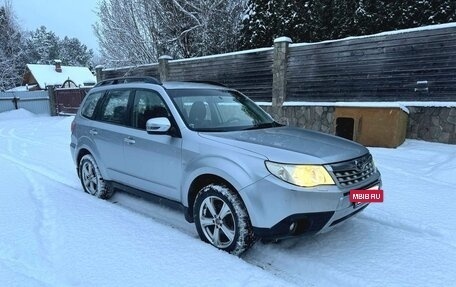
<box><xmin>71</xmin><ymin>77</ymin><xmax>381</xmax><ymax>254</ymax></box>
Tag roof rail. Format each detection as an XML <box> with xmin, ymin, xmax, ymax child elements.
<box><xmin>94</xmin><ymin>76</ymin><xmax>162</xmax><ymax>87</ymax></box>
<box><xmin>186</xmin><ymin>80</ymin><xmax>227</xmax><ymax>87</ymax></box>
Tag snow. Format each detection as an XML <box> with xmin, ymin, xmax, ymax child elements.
<box><xmin>274</xmin><ymin>37</ymin><xmax>292</xmax><ymax>43</ymax></box>
<box><xmin>0</xmin><ymin>108</ymin><xmax>37</xmax><ymax>121</ymax></box>
<box><xmin>255</xmin><ymin>101</ymin><xmax>456</xmax><ymax>113</ymax></box>
<box><xmin>1</xmin><ymin>109</ymin><xmax>456</xmax><ymax>286</ymax></box>
<box><xmin>4</xmin><ymin>85</ymin><xmax>38</xmax><ymax>92</ymax></box>
<box><xmin>26</xmin><ymin>64</ymin><xmax>96</xmax><ymax>89</ymax></box>
<box><xmin>291</xmin><ymin>22</ymin><xmax>456</xmax><ymax>48</ymax></box>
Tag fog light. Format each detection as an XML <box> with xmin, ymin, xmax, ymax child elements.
<box><xmin>289</xmin><ymin>222</ymin><xmax>297</xmax><ymax>232</ymax></box>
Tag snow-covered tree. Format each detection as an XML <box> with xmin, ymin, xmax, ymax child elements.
<box><xmin>59</xmin><ymin>37</ymin><xmax>94</xmax><ymax>67</ymax></box>
<box><xmin>240</xmin><ymin>0</ymin><xmax>456</xmax><ymax>48</ymax></box>
<box><xmin>240</xmin><ymin>0</ymin><xmax>313</xmax><ymax>48</ymax></box>
<box><xmin>0</xmin><ymin>1</ymin><xmax>24</xmax><ymax>90</ymax></box>
<box><xmin>94</xmin><ymin>0</ymin><xmax>247</xmax><ymax>67</ymax></box>
<box><xmin>24</xmin><ymin>26</ymin><xmax>94</xmax><ymax>67</ymax></box>
<box><xmin>24</xmin><ymin>26</ymin><xmax>60</xmax><ymax>65</ymax></box>
<box><xmin>1</xmin><ymin>2</ymin><xmax>94</xmax><ymax>89</ymax></box>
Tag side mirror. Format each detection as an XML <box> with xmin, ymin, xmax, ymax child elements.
<box><xmin>146</xmin><ymin>117</ymin><xmax>171</xmax><ymax>134</ymax></box>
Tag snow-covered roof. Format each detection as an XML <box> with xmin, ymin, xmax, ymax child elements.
<box><xmin>26</xmin><ymin>64</ymin><xmax>96</xmax><ymax>89</ymax></box>
<box><xmin>4</xmin><ymin>85</ymin><xmax>37</xmax><ymax>92</ymax></box>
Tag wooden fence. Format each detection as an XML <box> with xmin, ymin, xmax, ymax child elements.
<box><xmin>99</xmin><ymin>24</ymin><xmax>456</xmax><ymax>104</ymax></box>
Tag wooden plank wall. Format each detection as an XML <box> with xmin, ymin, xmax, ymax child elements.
<box><xmin>287</xmin><ymin>27</ymin><xmax>456</xmax><ymax>101</ymax></box>
<box><xmin>100</xmin><ymin>26</ymin><xmax>456</xmax><ymax>102</ymax></box>
<box><xmin>168</xmin><ymin>50</ymin><xmax>274</xmax><ymax>101</ymax></box>
<box><xmin>102</xmin><ymin>64</ymin><xmax>160</xmax><ymax>80</ymax></box>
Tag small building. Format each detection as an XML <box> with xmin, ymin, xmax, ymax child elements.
<box><xmin>20</xmin><ymin>60</ymin><xmax>96</xmax><ymax>90</ymax></box>
<box><xmin>334</xmin><ymin>104</ymin><xmax>409</xmax><ymax>148</ymax></box>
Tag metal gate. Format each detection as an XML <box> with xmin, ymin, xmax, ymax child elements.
<box><xmin>0</xmin><ymin>91</ymin><xmax>50</xmax><ymax>114</ymax></box>
<box><xmin>54</xmin><ymin>88</ymin><xmax>90</xmax><ymax>115</ymax></box>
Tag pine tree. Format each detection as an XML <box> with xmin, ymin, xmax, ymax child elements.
<box><xmin>59</xmin><ymin>37</ymin><xmax>94</xmax><ymax>67</ymax></box>
<box><xmin>240</xmin><ymin>0</ymin><xmax>314</xmax><ymax>49</ymax></box>
<box><xmin>23</xmin><ymin>26</ymin><xmax>93</xmax><ymax>67</ymax></box>
<box><xmin>240</xmin><ymin>0</ymin><xmax>456</xmax><ymax>48</ymax></box>
<box><xmin>24</xmin><ymin>26</ymin><xmax>60</xmax><ymax>65</ymax></box>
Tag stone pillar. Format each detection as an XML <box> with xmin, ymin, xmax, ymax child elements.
<box><xmin>48</xmin><ymin>86</ymin><xmax>57</xmax><ymax>116</ymax></box>
<box><xmin>158</xmin><ymin>55</ymin><xmax>173</xmax><ymax>82</ymax></box>
<box><xmin>272</xmin><ymin>37</ymin><xmax>292</xmax><ymax>123</ymax></box>
<box><xmin>95</xmin><ymin>65</ymin><xmax>104</xmax><ymax>83</ymax></box>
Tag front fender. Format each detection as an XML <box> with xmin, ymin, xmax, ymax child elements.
<box><xmin>181</xmin><ymin>155</ymin><xmax>268</xmax><ymax>207</ymax></box>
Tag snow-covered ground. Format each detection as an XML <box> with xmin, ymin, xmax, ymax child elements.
<box><xmin>1</xmin><ymin>109</ymin><xmax>455</xmax><ymax>286</ymax></box>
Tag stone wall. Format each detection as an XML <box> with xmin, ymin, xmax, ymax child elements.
<box><xmin>260</xmin><ymin>105</ymin><xmax>456</xmax><ymax>145</ymax></box>
<box><xmin>261</xmin><ymin>105</ymin><xmax>335</xmax><ymax>134</ymax></box>
<box><xmin>407</xmin><ymin>107</ymin><xmax>456</xmax><ymax>144</ymax></box>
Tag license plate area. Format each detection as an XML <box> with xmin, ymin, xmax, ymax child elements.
<box><xmin>352</xmin><ymin>185</ymin><xmax>379</xmax><ymax>208</ymax></box>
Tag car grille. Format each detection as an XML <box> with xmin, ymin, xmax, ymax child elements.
<box><xmin>329</xmin><ymin>154</ymin><xmax>376</xmax><ymax>188</ymax></box>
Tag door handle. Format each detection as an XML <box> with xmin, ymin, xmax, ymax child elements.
<box><xmin>124</xmin><ymin>137</ymin><xmax>136</xmax><ymax>144</ymax></box>
<box><xmin>89</xmin><ymin>129</ymin><xmax>98</xmax><ymax>135</ymax></box>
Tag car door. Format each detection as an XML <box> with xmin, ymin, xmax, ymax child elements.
<box><xmin>122</xmin><ymin>89</ymin><xmax>182</xmax><ymax>201</ymax></box>
<box><xmin>90</xmin><ymin>88</ymin><xmax>134</xmax><ymax>182</ymax></box>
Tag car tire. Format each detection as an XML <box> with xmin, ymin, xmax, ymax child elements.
<box><xmin>79</xmin><ymin>154</ymin><xmax>113</xmax><ymax>199</ymax></box>
<box><xmin>194</xmin><ymin>184</ymin><xmax>254</xmax><ymax>255</ymax></box>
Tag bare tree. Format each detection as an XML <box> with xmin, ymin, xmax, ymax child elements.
<box><xmin>0</xmin><ymin>0</ymin><xmax>24</xmax><ymax>90</ymax></box>
<box><xmin>94</xmin><ymin>0</ymin><xmax>246</xmax><ymax>67</ymax></box>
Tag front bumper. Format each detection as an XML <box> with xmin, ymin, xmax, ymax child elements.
<box><xmin>240</xmin><ymin>173</ymin><xmax>381</xmax><ymax>239</ymax></box>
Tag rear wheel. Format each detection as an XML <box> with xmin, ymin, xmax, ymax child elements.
<box><xmin>194</xmin><ymin>184</ymin><xmax>254</xmax><ymax>255</ymax></box>
<box><xmin>79</xmin><ymin>154</ymin><xmax>113</xmax><ymax>199</ymax></box>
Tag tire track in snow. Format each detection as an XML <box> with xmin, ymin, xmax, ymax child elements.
<box><xmin>21</xmin><ymin>166</ymin><xmax>62</xmax><ymax>264</ymax></box>
<box><xmin>110</xmin><ymin>192</ymin><xmax>363</xmax><ymax>286</ymax></box>
<box><xmin>0</xmin><ymin>166</ymin><xmax>65</xmax><ymax>286</ymax></box>
<box><xmin>0</xmin><ymin>154</ymin><xmax>79</xmax><ymax>190</ymax></box>
<box><xmin>357</xmin><ymin>212</ymin><xmax>456</xmax><ymax>249</ymax></box>
<box><xmin>0</xmin><ymin>243</ymin><xmax>55</xmax><ymax>287</ymax></box>
<box><xmin>0</xmin><ymin>127</ymin><xmax>14</xmax><ymax>156</ymax></box>
<box><xmin>380</xmin><ymin>165</ymin><xmax>453</xmax><ymax>188</ymax></box>
<box><xmin>0</xmin><ymin>126</ymin><xmax>69</xmax><ymax>284</ymax></box>
<box><xmin>244</xmin><ymin>242</ymin><xmax>367</xmax><ymax>287</ymax></box>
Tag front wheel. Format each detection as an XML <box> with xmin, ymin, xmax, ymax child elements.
<box><xmin>194</xmin><ymin>184</ymin><xmax>254</xmax><ymax>255</ymax></box>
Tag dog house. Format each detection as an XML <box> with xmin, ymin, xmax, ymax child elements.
<box><xmin>334</xmin><ymin>105</ymin><xmax>408</xmax><ymax>148</ymax></box>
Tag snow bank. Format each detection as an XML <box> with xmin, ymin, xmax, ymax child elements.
<box><xmin>0</xmin><ymin>108</ymin><xmax>36</xmax><ymax>121</ymax></box>
<box><xmin>1</xmin><ymin>114</ymin><xmax>456</xmax><ymax>286</ymax></box>
<box><xmin>0</xmin><ymin>115</ymin><xmax>291</xmax><ymax>286</ymax></box>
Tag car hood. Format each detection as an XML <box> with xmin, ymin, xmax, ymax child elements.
<box><xmin>199</xmin><ymin>127</ymin><xmax>368</xmax><ymax>164</ymax></box>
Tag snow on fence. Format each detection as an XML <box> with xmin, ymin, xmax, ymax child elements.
<box><xmin>0</xmin><ymin>91</ymin><xmax>50</xmax><ymax>115</ymax></box>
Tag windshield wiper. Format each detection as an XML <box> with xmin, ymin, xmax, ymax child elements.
<box><xmin>243</xmin><ymin>122</ymin><xmax>283</xmax><ymax>130</ymax></box>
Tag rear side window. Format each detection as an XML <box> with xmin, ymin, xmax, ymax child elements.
<box><xmin>81</xmin><ymin>92</ymin><xmax>103</xmax><ymax>119</ymax></box>
<box><xmin>99</xmin><ymin>90</ymin><xmax>132</xmax><ymax>125</ymax></box>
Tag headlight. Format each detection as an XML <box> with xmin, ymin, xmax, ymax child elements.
<box><xmin>265</xmin><ymin>161</ymin><xmax>335</xmax><ymax>187</ymax></box>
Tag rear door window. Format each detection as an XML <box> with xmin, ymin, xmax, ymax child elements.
<box><xmin>98</xmin><ymin>89</ymin><xmax>133</xmax><ymax>126</ymax></box>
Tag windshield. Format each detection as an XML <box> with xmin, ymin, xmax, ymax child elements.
<box><xmin>167</xmin><ymin>88</ymin><xmax>281</xmax><ymax>132</ymax></box>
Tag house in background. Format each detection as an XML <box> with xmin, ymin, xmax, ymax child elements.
<box><xmin>18</xmin><ymin>60</ymin><xmax>96</xmax><ymax>91</ymax></box>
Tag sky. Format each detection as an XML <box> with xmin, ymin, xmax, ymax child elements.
<box><xmin>10</xmin><ymin>0</ymin><xmax>100</xmax><ymax>53</ymax></box>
